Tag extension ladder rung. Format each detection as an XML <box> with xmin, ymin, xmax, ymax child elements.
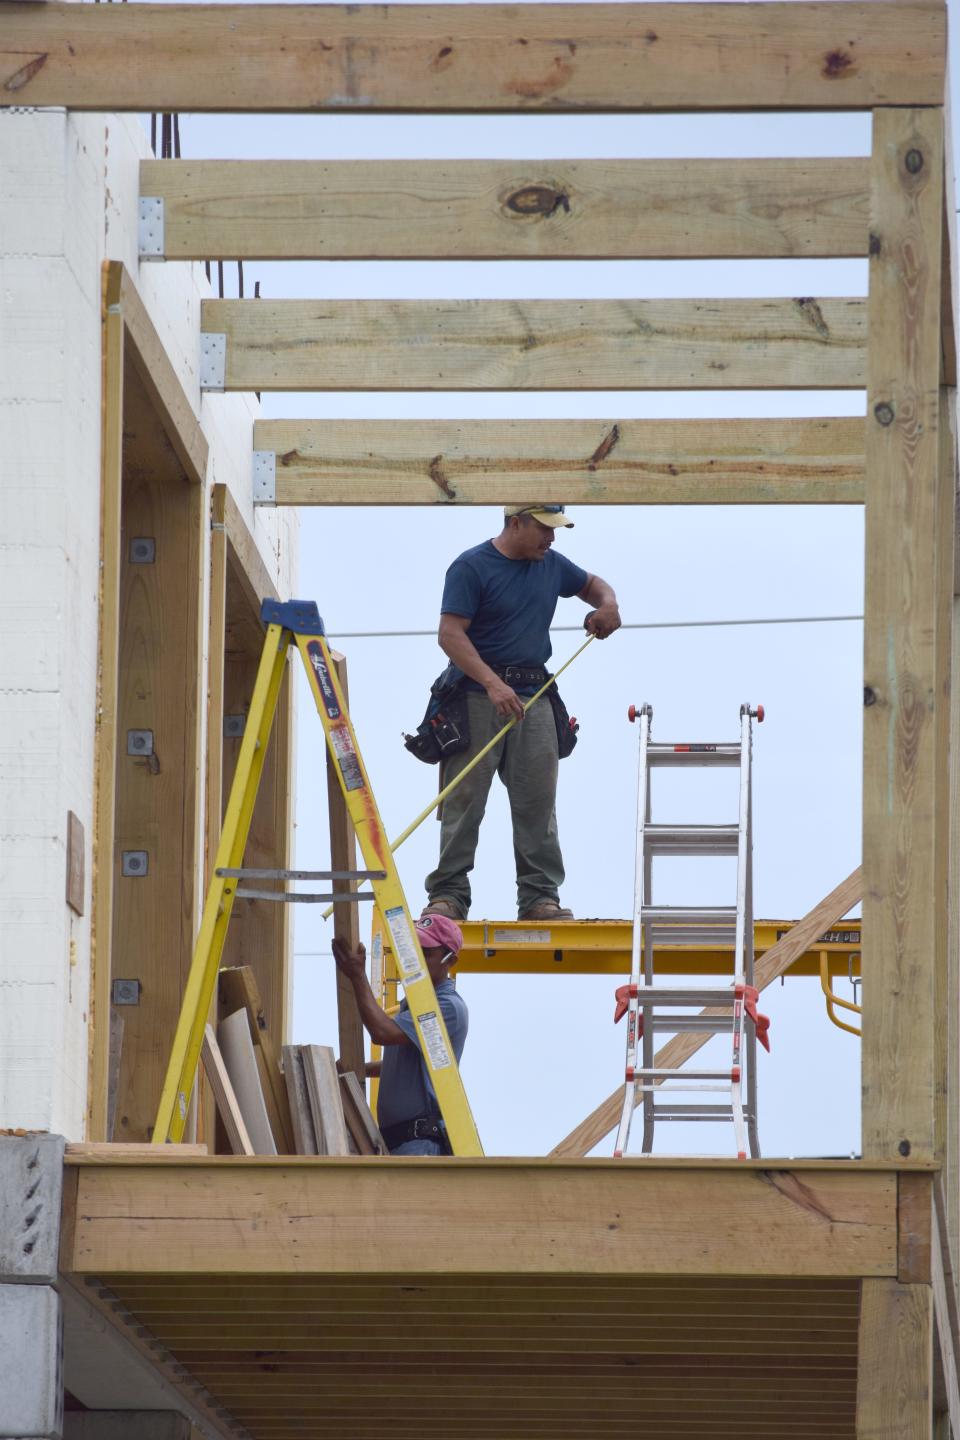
<box><xmin>647</xmin><ymin>743</ymin><xmax>741</xmax><ymax>768</ymax></box>
<box><xmin>629</xmin><ymin>986</ymin><xmax>740</xmax><ymax>1008</ymax></box>
<box><xmin>644</xmin><ymin>823</ymin><xmax>740</xmax><ymax>856</ymax></box>
<box><xmin>653</xmin><ymin>1105</ymin><xmax>755</xmax><ymax>1120</ymax></box>
<box><xmin>649</xmin><ymin>1015</ymin><xmax>735</xmax><ymax>1033</ymax></box>
<box><xmin>642</xmin><ymin>905</ymin><xmax>736</xmax><ymax>926</ymax></box>
<box><xmin>628</xmin><ymin>1066</ymin><xmax>739</xmax><ymax>1082</ymax></box>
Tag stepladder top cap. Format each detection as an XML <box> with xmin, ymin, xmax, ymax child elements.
<box><xmin>260</xmin><ymin>598</ymin><xmax>325</xmax><ymax>635</ymax></box>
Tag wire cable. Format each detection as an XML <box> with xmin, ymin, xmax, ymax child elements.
<box><xmin>324</xmin><ymin>614</ymin><xmax>863</xmax><ymax>640</ymax></box>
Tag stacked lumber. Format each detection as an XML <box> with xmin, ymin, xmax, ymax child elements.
<box><xmin>203</xmin><ymin>966</ymin><xmax>385</xmax><ymax>1156</ymax></box>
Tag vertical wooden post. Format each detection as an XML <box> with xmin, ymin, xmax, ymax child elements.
<box><xmin>862</xmin><ymin>108</ymin><xmax>946</xmax><ymax>1163</ymax></box>
<box><xmin>326</xmin><ymin>651</ymin><xmax>366</xmax><ymax>1084</ymax></box>
<box><xmin>88</xmin><ymin>262</ymin><xmax>125</xmax><ymax>1141</ymax></box>
<box><xmin>857</xmin><ymin>1280</ymin><xmax>933</xmax><ymax>1438</ymax></box>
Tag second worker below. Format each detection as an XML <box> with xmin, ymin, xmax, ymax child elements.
<box><xmin>422</xmin><ymin>503</ymin><xmax>621</xmax><ymax>924</ymax></box>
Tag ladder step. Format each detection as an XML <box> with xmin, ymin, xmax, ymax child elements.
<box><xmin>652</xmin><ymin>1104</ymin><xmax>740</xmax><ymax>1119</ymax></box>
<box><xmin>629</xmin><ymin>1067</ymin><xmax>738</xmax><ymax>1081</ymax></box>
<box><xmin>644</xmin><ymin>824</ymin><xmax>740</xmax><ymax>856</ymax></box>
<box><xmin>642</xmin><ymin>906</ymin><xmax>737</xmax><ymax>926</ymax></box>
<box><xmin>649</xmin><ymin>1015</ymin><xmax>735</xmax><ymax>1033</ymax></box>
<box><xmin>647</xmin><ymin>743</ymin><xmax>741</xmax><ymax>768</ymax></box>
<box><xmin>629</xmin><ymin>986</ymin><xmax>739</xmax><ymax>1008</ymax></box>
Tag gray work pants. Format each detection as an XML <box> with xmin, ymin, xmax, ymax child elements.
<box><xmin>425</xmin><ymin>691</ymin><xmax>564</xmax><ymax>918</ymax></box>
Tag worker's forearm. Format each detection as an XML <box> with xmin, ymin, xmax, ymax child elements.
<box><xmin>348</xmin><ymin>974</ymin><xmax>410</xmax><ymax>1046</ymax></box>
<box><xmin>439</xmin><ymin>625</ymin><xmax>500</xmax><ymax>689</ymax></box>
<box><xmin>582</xmin><ymin>574</ymin><xmax>618</xmax><ymax>609</ymax></box>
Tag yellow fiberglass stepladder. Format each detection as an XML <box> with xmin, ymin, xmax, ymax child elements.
<box><xmin>153</xmin><ymin>598</ymin><xmax>483</xmax><ymax>1156</ymax></box>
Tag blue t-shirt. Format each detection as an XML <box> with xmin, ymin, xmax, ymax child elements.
<box><xmin>441</xmin><ymin>541</ymin><xmax>588</xmax><ymax>692</ymax></box>
<box><xmin>377</xmin><ymin>980</ymin><xmax>469</xmax><ymax>1130</ymax></box>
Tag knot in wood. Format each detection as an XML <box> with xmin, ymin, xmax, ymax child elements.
<box><xmin>873</xmin><ymin>401</ymin><xmax>895</xmax><ymax>428</ymax></box>
<box><xmin>904</xmin><ymin>148</ymin><xmax>924</xmax><ymax>175</ymax></box>
<box><xmin>504</xmin><ymin>185</ymin><xmax>570</xmax><ymax>218</ymax></box>
<box><xmin>863</xmin><ymin>686</ymin><xmax>877</xmax><ymax>707</ymax></box>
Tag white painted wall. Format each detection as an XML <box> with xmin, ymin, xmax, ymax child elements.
<box><xmin>0</xmin><ymin>107</ymin><xmax>296</xmax><ymax>1137</ymax></box>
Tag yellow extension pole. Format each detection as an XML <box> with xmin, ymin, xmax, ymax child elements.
<box><xmin>322</xmin><ymin>633</ymin><xmax>596</xmax><ymax>922</ymax></box>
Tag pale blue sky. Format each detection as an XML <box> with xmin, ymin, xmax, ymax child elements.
<box><xmin>153</xmin><ymin>0</ymin><xmax>957</xmax><ymax>1156</ymax></box>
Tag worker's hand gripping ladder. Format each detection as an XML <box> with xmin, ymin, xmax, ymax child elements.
<box><xmin>613</xmin><ymin>702</ymin><xmax>766</xmax><ymax>1159</ymax></box>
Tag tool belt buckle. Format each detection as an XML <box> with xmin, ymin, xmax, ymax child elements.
<box><xmin>412</xmin><ymin>1117</ymin><xmax>440</xmax><ymax>1140</ymax></box>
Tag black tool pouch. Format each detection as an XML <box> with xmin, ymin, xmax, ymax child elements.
<box><xmin>546</xmin><ymin>682</ymin><xmax>579</xmax><ymax>759</ymax></box>
<box><xmin>404</xmin><ymin>668</ymin><xmax>472</xmax><ymax>765</ymax></box>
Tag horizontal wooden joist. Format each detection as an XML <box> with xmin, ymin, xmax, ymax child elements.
<box><xmin>253</xmin><ymin>417</ymin><xmax>865</xmax><ymax>505</ymax></box>
<box><xmin>141</xmin><ymin>158</ymin><xmax>869</xmax><ymax>261</ymax></box>
<box><xmin>204</xmin><ymin>298</ymin><xmax>866</xmax><ymax>393</ymax></box>
<box><xmin>0</xmin><ymin>3</ymin><xmax>945</xmax><ymax>113</ymax></box>
<box><xmin>62</xmin><ymin>1155</ymin><xmax>909</xmax><ymax>1279</ymax></box>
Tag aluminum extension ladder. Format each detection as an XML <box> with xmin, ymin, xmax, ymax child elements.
<box><xmin>153</xmin><ymin>598</ymin><xmax>483</xmax><ymax>1156</ymax></box>
<box><xmin>613</xmin><ymin>702</ymin><xmax>765</xmax><ymax>1160</ymax></box>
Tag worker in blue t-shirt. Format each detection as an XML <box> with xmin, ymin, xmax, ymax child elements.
<box><xmin>332</xmin><ymin>912</ymin><xmax>467</xmax><ymax>1155</ymax></box>
<box><xmin>423</xmin><ymin>503</ymin><xmax>621</xmax><ymax>923</ymax></box>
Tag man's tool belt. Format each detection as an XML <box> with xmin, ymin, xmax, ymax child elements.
<box><xmin>404</xmin><ymin>666</ymin><xmax>471</xmax><ymax>765</ymax></box>
<box><xmin>380</xmin><ymin>1114</ymin><xmax>452</xmax><ymax>1153</ymax></box>
<box><xmin>404</xmin><ymin>663</ymin><xmax>579</xmax><ymax>764</ymax></box>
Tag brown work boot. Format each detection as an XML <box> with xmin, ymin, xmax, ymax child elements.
<box><xmin>518</xmin><ymin>900</ymin><xmax>575</xmax><ymax>921</ymax></box>
<box><xmin>422</xmin><ymin>897</ymin><xmax>467</xmax><ymax>921</ymax></box>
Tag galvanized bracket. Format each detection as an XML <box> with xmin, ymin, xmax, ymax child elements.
<box><xmin>252</xmin><ymin>450</ymin><xmax>276</xmax><ymax>504</ymax></box>
<box><xmin>138</xmin><ymin>196</ymin><xmax>165</xmax><ymax>260</ymax></box>
<box><xmin>200</xmin><ymin>333</ymin><xmax>227</xmax><ymax>393</ymax></box>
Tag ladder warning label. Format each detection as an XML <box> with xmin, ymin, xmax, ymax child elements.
<box><xmin>416</xmin><ymin>1011</ymin><xmax>452</xmax><ymax>1070</ymax></box>
<box><xmin>329</xmin><ymin>725</ymin><xmax>363</xmax><ymax>792</ymax></box>
<box><xmin>384</xmin><ymin>907</ymin><xmax>425</xmax><ymax>985</ymax></box>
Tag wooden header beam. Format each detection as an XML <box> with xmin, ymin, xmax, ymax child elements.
<box><xmin>0</xmin><ymin>3</ymin><xmax>945</xmax><ymax>113</ymax></box>
<box><xmin>141</xmin><ymin>158</ymin><xmax>869</xmax><ymax>261</ymax></box>
<box><xmin>253</xmin><ymin>417</ymin><xmax>865</xmax><ymax>506</ymax></box>
<box><xmin>62</xmin><ymin>1154</ymin><xmax>915</xmax><ymax>1279</ymax></box>
<box><xmin>204</xmin><ymin>298</ymin><xmax>866</xmax><ymax>393</ymax></box>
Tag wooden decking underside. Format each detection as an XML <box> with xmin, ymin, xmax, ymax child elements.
<box><xmin>92</xmin><ymin>1273</ymin><xmax>860</xmax><ymax>1439</ymax></box>
<box><xmin>62</xmin><ymin>1155</ymin><xmax>925</xmax><ymax>1438</ymax></box>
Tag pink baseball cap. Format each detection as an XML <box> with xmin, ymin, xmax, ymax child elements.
<box><xmin>415</xmin><ymin>912</ymin><xmax>464</xmax><ymax>957</ymax></box>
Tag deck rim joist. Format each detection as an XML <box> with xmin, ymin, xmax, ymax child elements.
<box><xmin>62</xmin><ymin>1155</ymin><xmax>932</xmax><ymax>1283</ymax></box>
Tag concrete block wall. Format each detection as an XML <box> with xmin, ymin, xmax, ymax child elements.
<box><xmin>0</xmin><ymin>108</ymin><xmax>296</xmax><ymax>1137</ymax></box>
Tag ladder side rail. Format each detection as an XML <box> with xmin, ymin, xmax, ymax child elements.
<box><xmin>154</xmin><ymin>622</ymin><xmax>289</xmax><ymax>1144</ymax></box>
<box><xmin>614</xmin><ymin>704</ymin><xmax>651</xmax><ymax>1158</ymax></box>
<box><xmin>295</xmin><ymin>628</ymin><xmax>483</xmax><ymax>1157</ymax></box>
<box><xmin>641</xmin><ymin>749</ymin><xmax>656</xmax><ymax>1152</ymax></box>
<box><xmin>745</xmin><ymin>741</ymin><xmax>761</xmax><ymax>1157</ymax></box>
<box><xmin>729</xmin><ymin>705</ymin><xmax>754</xmax><ymax>1159</ymax></box>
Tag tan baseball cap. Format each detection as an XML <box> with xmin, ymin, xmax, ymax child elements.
<box><xmin>504</xmin><ymin>504</ymin><xmax>574</xmax><ymax>529</ymax></box>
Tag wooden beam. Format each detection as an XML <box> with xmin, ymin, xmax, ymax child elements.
<box><xmin>63</xmin><ymin>1159</ymin><xmax>904</xmax><ymax>1278</ymax></box>
<box><xmin>325</xmin><ymin>653</ymin><xmax>366</xmax><ymax>1085</ymax></box>
<box><xmin>552</xmin><ymin>865</ymin><xmax>862</xmax><ymax>1157</ymax></box>
<box><xmin>281</xmin><ymin>1045</ymin><xmax>318</xmax><ymax>1156</ymax></box>
<box><xmin>222</xmin><ymin>485</ymin><xmax>278</xmax><ymax>612</ymax></box>
<box><xmin>255</xmin><ymin>417</ymin><xmax>866</xmax><ymax>507</ymax></box>
<box><xmin>116</xmin><ymin>266</ymin><xmax>207</xmax><ymax>486</ymax></box>
<box><xmin>203</xmin><ymin>298</ymin><xmax>866</xmax><ymax>393</ymax></box>
<box><xmin>141</xmin><ymin>157</ymin><xmax>869</xmax><ymax>261</ymax></box>
<box><xmin>88</xmin><ymin>262</ymin><xmax>124</xmax><ymax>1142</ymax></box>
<box><xmin>861</xmin><ymin>109</ymin><xmax>945</xmax><ymax>1165</ymax></box>
<box><xmin>857</xmin><ymin>1280</ymin><xmax>933</xmax><ymax>1438</ymax></box>
<box><xmin>899</xmin><ymin>1173</ymin><xmax>934</xmax><ymax>1286</ymax></box>
<box><xmin>1</xmin><ymin>4</ymin><xmax>945</xmax><ymax>113</ymax></box>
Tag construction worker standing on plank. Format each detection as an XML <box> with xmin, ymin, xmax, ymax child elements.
<box><xmin>332</xmin><ymin>913</ymin><xmax>466</xmax><ymax>1155</ymax></box>
<box><xmin>422</xmin><ymin>504</ymin><xmax>621</xmax><ymax>923</ymax></box>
